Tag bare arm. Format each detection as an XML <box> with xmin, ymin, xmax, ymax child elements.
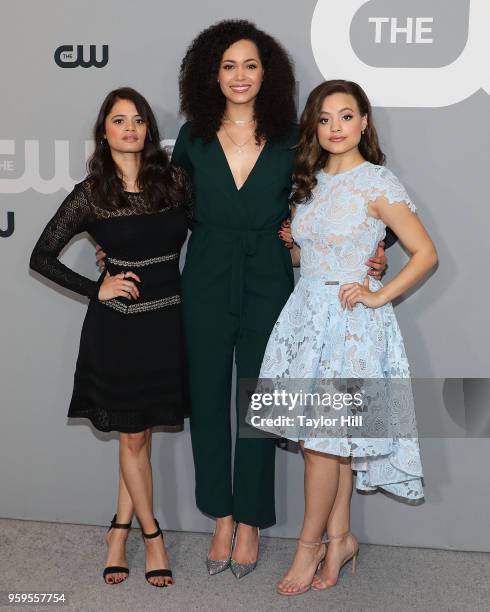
<box><xmin>365</xmin><ymin>240</ymin><xmax>387</xmax><ymax>278</ymax></box>
<box><xmin>372</xmin><ymin>198</ymin><xmax>437</xmax><ymax>303</ymax></box>
<box><xmin>278</xmin><ymin>207</ymin><xmax>301</xmax><ymax>266</ymax></box>
<box><xmin>340</xmin><ymin>198</ymin><xmax>438</xmax><ymax>310</ymax></box>
<box><xmin>289</xmin><ymin>242</ymin><xmax>301</xmax><ymax>267</ymax></box>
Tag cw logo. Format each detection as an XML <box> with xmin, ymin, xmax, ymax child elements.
<box><xmin>0</xmin><ymin>211</ymin><xmax>14</xmax><ymax>237</ymax></box>
<box><xmin>0</xmin><ymin>140</ymin><xmax>176</xmax><ymax>194</ymax></box>
<box><xmin>54</xmin><ymin>45</ymin><xmax>109</xmax><ymax>68</ymax></box>
<box><xmin>311</xmin><ymin>0</ymin><xmax>489</xmax><ymax>107</ymax></box>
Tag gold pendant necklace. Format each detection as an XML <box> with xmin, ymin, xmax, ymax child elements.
<box><xmin>222</xmin><ymin>124</ymin><xmax>255</xmax><ymax>154</ymax></box>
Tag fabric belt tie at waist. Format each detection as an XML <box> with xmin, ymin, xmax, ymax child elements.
<box><xmin>194</xmin><ymin>222</ymin><xmax>281</xmax><ymax>316</ymax></box>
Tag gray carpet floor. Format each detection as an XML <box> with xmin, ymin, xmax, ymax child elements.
<box><xmin>0</xmin><ymin>518</ymin><xmax>489</xmax><ymax>612</ymax></box>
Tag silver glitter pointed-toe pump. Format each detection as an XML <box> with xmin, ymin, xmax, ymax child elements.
<box><xmin>230</xmin><ymin>526</ymin><xmax>260</xmax><ymax>579</ymax></box>
<box><xmin>206</xmin><ymin>522</ymin><xmax>237</xmax><ymax>575</ymax></box>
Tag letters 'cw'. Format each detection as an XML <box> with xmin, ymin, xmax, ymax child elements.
<box><xmin>0</xmin><ymin>211</ymin><xmax>14</xmax><ymax>237</ymax></box>
<box><xmin>54</xmin><ymin>45</ymin><xmax>109</xmax><ymax>68</ymax></box>
<box><xmin>0</xmin><ymin>140</ymin><xmax>176</xmax><ymax>194</ymax></box>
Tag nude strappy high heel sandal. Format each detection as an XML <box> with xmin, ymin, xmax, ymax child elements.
<box><xmin>311</xmin><ymin>530</ymin><xmax>359</xmax><ymax>591</ymax></box>
<box><xmin>276</xmin><ymin>538</ymin><xmax>327</xmax><ymax>596</ymax></box>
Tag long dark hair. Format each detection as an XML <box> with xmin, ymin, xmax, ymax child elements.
<box><xmin>291</xmin><ymin>80</ymin><xmax>385</xmax><ymax>205</ymax></box>
<box><xmin>179</xmin><ymin>19</ymin><xmax>297</xmax><ymax>144</ymax></box>
<box><xmin>87</xmin><ymin>87</ymin><xmax>185</xmax><ymax>210</ymax></box>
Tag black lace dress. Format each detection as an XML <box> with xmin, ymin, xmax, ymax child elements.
<box><xmin>30</xmin><ymin>174</ymin><xmax>192</xmax><ymax>432</ymax></box>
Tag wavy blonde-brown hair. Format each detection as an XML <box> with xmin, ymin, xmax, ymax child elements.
<box><xmin>291</xmin><ymin>80</ymin><xmax>385</xmax><ymax>205</ymax></box>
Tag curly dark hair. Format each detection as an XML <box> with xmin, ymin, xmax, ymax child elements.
<box><xmin>291</xmin><ymin>80</ymin><xmax>385</xmax><ymax>205</ymax></box>
<box><xmin>87</xmin><ymin>87</ymin><xmax>188</xmax><ymax>211</ymax></box>
<box><xmin>179</xmin><ymin>19</ymin><xmax>297</xmax><ymax>143</ymax></box>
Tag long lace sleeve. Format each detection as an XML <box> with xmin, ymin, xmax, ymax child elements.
<box><xmin>169</xmin><ymin>160</ymin><xmax>194</xmax><ymax>230</ymax></box>
<box><xmin>171</xmin><ymin>124</ymin><xmax>195</xmax><ymax>229</ymax></box>
<box><xmin>171</xmin><ymin>121</ymin><xmax>194</xmax><ymax>177</ymax></box>
<box><xmin>180</xmin><ymin>167</ymin><xmax>194</xmax><ymax>230</ymax></box>
<box><xmin>29</xmin><ymin>182</ymin><xmax>101</xmax><ymax>299</ymax></box>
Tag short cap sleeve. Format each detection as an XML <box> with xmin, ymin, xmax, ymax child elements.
<box><xmin>372</xmin><ymin>166</ymin><xmax>417</xmax><ymax>213</ymax></box>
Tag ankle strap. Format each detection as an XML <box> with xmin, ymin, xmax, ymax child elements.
<box><xmin>325</xmin><ymin>530</ymin><xmax>351</xmax><ymax>542</ymax></box>
<box><xmin>142</xmin><ymin>518</ymin><xmax>162</xmax><ymax>539</ymax></box>
<box><xmin>299</xmin><ymin>538</ymin><xmax>328</xmax><ymax>548</ymax></box>
<box><xmin>110</xmin><ymin>514</ymin><xmax>132</xmax><ymax>529</ymax></box>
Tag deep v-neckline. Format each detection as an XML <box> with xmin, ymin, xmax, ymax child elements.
<box><xmin>215</xmin><ymin>133</ymin><xmax>268</xmax><ymax>193</ymax></box>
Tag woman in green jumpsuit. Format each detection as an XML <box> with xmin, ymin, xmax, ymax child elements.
<box><xmin>173</xmin><ymin>120</ymin><xmax>296</xmax><ymax>522</ymax></box>
<box><xmin>174</xmin><ymin>21</ymin><xmax>391</xmax><ymax>577</ymax></box>
<box><xmin>172</xmin><ymin>21</ymin><xmax>297</xmax><ymax>576</ymax></box>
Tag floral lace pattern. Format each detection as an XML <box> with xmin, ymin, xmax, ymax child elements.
<box><xmin>248</xmin><ymin>162</ymin><xmax>424</xmax><ymax>502</ymax></box>
<box><xmin>294</xmin><ymin>162</ymin><xmax>416</xmax><ymax>284</ymax></box>
<box><xmin>29</xmin><ymin>170</ymin><xmax>192</xmax><ymax>300</ymax></box>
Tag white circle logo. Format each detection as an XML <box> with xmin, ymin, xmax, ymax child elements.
<box><xmin>311</xmin><ymin>0</ymin><xmax>490</xmax><ymax>106</ymax></box>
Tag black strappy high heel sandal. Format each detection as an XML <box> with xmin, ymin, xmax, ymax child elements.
<box><xmin>141</xmin><ymin>518</ymin><xmax>173</xmax><ymax>588</ymax></box>
<box><xmin>103</xmin><ymin>514</ymin><xmax>132</xmax><ymax>584</ymax></box>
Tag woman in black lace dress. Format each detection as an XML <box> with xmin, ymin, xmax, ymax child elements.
<box><xmin>30</xmin><ymin>88</ymin><xmax>191</xmax><ymax>588</ymax></box>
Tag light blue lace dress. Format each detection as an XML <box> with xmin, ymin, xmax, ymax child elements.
<box><xmin>247</xmin><ymin>161</ymin><xmax>424</xmax><ymax>502</ymax></box>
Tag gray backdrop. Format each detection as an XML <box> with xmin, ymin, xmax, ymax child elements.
<box><xmin>1</xmin><ymin>0</ymin><xmax>489</xmax><ymax>551</ymax></box>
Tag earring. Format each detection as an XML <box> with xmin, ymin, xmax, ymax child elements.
<box><xmin>361</xmin><ymin>128</ymin><xmax>366</xmax><ymax>135</ymax></box>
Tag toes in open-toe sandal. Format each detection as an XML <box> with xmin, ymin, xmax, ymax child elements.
<box><xmin>276</xmin><ymin>538</ymin><xmax>327</xmax><ymax>596</ymax></box>
<box><xmin>103</xmin><ymin>513</ymin><xmax>132</xmax><ymax>585</ymax></box>
<box><xmin>142</xmin><ymin>518</ymin><xmax>173</xmax><ymax>588</ymax></box>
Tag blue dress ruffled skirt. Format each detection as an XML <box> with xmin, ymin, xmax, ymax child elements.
<box><xmin>246</xmin><ymin>162</ymin><xmax>424</xmax><ymax>502</ymax></box>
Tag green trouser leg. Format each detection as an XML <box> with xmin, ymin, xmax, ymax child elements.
<box><xmin>185</xmin><ymin>307</ymin><xmax>276</xmax><ymax>528</ymax></box>
<box><xmin>233</xmin><ymin>325</ymin><xmax>276</xmax><ymax>528</ymax></box>
<box><xmin>186</xmin><ymin>309</ymin><xmax>236</xmax><ymax>519</ymax></box>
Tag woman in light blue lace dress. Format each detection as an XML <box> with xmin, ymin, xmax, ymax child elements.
<box><xmin>246</xmin><ymin>80</ymin><xmax>438</xmax><ymax>596</ymax></box>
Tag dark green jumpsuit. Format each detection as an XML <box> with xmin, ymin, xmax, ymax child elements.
<box><xmin>172</xmin><ymin>121</ymin><xmax>297</xmax><ymax>528</ymax></box>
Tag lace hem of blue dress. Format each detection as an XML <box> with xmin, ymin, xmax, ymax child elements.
<box><xmin>246</xmin><ymin>162</ymin><xmax>424</xmax><ymax>503</ymax></box>
<box><xmin>246</xmin><ymin>375</ymin><xmax>424</xmax><ymax>504</ymax></box>
<box><xmin>247</xmin><ymin>417</ymin><xmax>424</xmax><ymax>503</ymax></box>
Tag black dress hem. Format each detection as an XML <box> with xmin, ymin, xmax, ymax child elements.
<box><xmin>67</xmin><ymin>411</ymin><xmax>187</xmax><ymax>434</ymax></box>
